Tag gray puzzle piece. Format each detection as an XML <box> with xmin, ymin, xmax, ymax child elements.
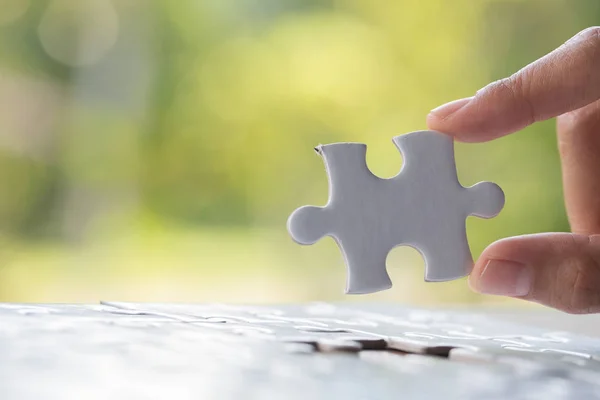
<box><xmin>288</xmin><ymin>130</ymin><xmax>505</xmax><ymax>294</ymax></box>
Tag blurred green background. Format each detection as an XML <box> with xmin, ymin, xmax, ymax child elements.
<box><xmin>0</xmin><ymin>0</ymin><xmax>594</xmax><ymax>304</ymax></box>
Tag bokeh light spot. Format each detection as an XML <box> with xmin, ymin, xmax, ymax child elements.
<box><xmin>38</xmin><ymin>0</ymin><xmax>119</xmax><ymax>67</ymax></box>
<box><xmin>0</xmin><ymin>0</ymin><xmax>29</xmax><ymax>26</ymax></box>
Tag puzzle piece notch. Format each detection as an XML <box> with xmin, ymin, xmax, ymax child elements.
<box><xmin>288</xmin><ymin>130</ymin><xmax>505</xmax><ymax>294</ymax></box>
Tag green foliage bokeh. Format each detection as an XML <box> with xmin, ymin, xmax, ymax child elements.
<box><xmin>0</xmin><ymin>0</ymin><xmax>592</xmax><ymax>302</ymax></box>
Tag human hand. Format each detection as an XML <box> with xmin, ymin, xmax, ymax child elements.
<box><xmin>427</xmin><ymin>27</ymin><xmax>600</xmax><ymax>313</ymax></box>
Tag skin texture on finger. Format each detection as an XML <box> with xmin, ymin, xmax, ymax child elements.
<box><xmin>469</xmin><ymin>233</ymin><xmax>600</xmax><ymax>314</ymax></box>
<box><xmin>469</xmin><ymin>100</ymin><xmax>600</xmax><ymax>313</ymax></box>
<box><xmin>557</xmin><ymin>100</ymin><xmax>600</xmax><ymax>235</ymax></box>
<box><xmin>427</xmin><ymin>27</ymin><xmax>600</xmax><ymax>142</ymax></box>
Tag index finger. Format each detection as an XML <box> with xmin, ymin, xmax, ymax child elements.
<box><xmin>427</xmin><ymin>27</ymin><xmax>600</xmax><ymax>142</ymax></box>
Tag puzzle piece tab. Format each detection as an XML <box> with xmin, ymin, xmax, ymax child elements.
<box><xmin>287</xmin><ymin>130</ymin><xmax>504</xmax><ymax>294</ymax></box>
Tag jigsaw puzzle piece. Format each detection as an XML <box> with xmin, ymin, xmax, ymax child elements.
<box><xmin>404</xmin><ymin>222</ymin><xmax>473</xmax><ymax>282</ymax></box>
<box><xmin>287</xmin><ymin>142</ymin><xmax>377</xmax><ymax>246</ymax></box>
<box><xmin>288</xmin><ymin>130</ymin><xmax>505</xmax><ymax>293</ymax></box>
<box><xmin>464</xmin><ymin>181</ymin><xmax>506</xmax><ymax>219</ymax></box>
<box><xmin>194</xmin><ymin>318</ymin><xmax>386</xmax><ymax>352</ymax></box>
<box><xmin>286</xmin><ymin>205</ymin><xmax>331</xmax><ymax>245</ymax></box>
<box><xmin>288</xmin><ymin>142</ymin><xmax>393</xmax><ymax>293</ymax></box>
<box><xmin>392</xmin><ymin>130</ymin><xmax>461</xmax><ymax>188</ymax></box>
<box><xmin>392</xmin><ymin>131</ymin><xmax>504</xmax><ymax>281</ymax></box>
<box><xmin>392</xmin><ymin>132</ymin><xmax>504</xmax><ymax>219</ymax></box>
<box><xmin>339</xmin><ymin>237</ymin><xmax>392</xmax><ymax>294</ymax></box>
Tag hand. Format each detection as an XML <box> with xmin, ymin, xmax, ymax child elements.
<box><xmin>427</xmin><ymin>27</ymin><xmax>600</xmax><ymax>314</ymax></box>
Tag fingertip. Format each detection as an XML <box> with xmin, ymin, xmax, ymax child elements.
<box><xmin>467</xmin><ymin>255</ymin><xmax>488</xmax><ymax>293</ymax></box>
<box><xmin>467</xmin><ymin>271</ymin><xmax>481</xmax><ymax>293</ymax></box>
<box><xmin>429</xmin><ymin>97</ymin><xmax>473</xmax><ymax>121</ymax></box>
<box><xmin>469</xmin><ymin>233</ymin><xmax>600</xmax><ymax>313</ymax></box>
<box><xmin>427</xmin><ymin>96</ymin><xmax>500</xmax><ymax>143</ymax></box>
<box><xmin>468</xmin><ymin>237</ymin><xmax>534</xmax><ymax>298</ymax></box>
<box><xmin>426</xmin><ymin>97</ymin><xmax>472</xmax><ymax>139</ymax></box>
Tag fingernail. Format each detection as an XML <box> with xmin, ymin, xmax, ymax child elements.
<box><xmin>473</xmin><ymin>260</ymin><xmax>532</xmax><ymax>297</ymax></box>
<box><xmin>429</xmin><ymin>97</ymin><xmax>473</xmax><ymax>119</ymax></box>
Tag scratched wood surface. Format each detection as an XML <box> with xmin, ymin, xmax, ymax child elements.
<box><xmin>2</xmin><ymin>302</ymin><xmax>600</xmax><ymax>400</ymax></box>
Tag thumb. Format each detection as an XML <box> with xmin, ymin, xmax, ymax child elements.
<box><xmin>469</xmin><ymin>233</ymin><xmax>600</xmax><ymax>314</ymax></box>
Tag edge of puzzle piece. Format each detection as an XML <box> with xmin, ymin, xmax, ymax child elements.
<box><xmin>287</xmin><ymin>130</ymin><xmax>504</xmax><ymax>294</ymax></box>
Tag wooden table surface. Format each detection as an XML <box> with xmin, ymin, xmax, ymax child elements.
<box><xmin>2</xmin><ymin>302</ymin><xmax>600</xmax><ymax>400</ymax></box>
